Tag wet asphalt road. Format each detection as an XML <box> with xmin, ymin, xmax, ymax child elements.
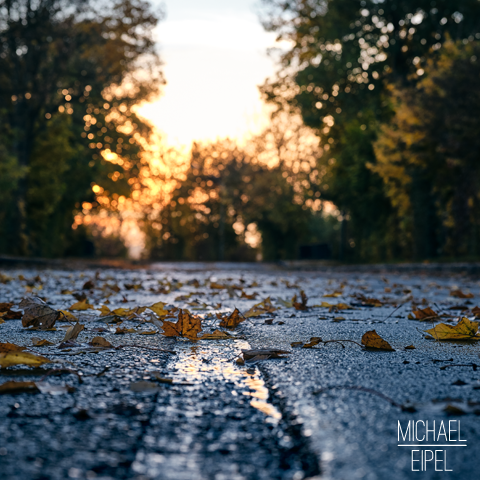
<box><xmin>1</xmin><ymin>263</ymin><xmax>480</xmax><ymax>480</ymax></box>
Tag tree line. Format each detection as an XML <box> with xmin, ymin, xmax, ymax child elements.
<box><xmin>1</xmin><ymin>0</ymin><xmax>480</xmax><ymax>262</ymax></box>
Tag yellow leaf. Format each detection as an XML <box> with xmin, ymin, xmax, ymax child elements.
<box><xmin>361</xmin><ymin>330</ymin><xmax>395</xmax><ymax>351</ymax></box>
<box><xmin>199</xmin><ymin>329</ymin><xmax>234</xmax><ymax>340</ymax></box>
<box><xmin>303</xmin><ymin>337</ymin><xmax>322</xmax><ymax>348</ymax></box>
<box><xmin>323</xmin><ymin>292</ymin><xmax>342</xmax><ymax>298</ymax></box>
<box><xmin>58</xmin><ymin>310</ymin><xmax>78</xmax><ymax>322</ymax></box>
<box><xmin>244</xmin><ymin>297</ymin><xmax>276</xmax><ymax>318</ymax></box>
<box><xmin>69</xmin><ymin>299</ymin><xmax>94</xmax><ymax>311</ymax></box>
<box><xmin>149</xmin><ymin>302</ymin><xmax>169</xmax><ymax>317</ymax></box>
<box><xmin>0</xmin><ymin>351</ymin><xmax>51</xmax><ymax>368</ymax></box>
<box><xmin>115</xmin><ymin>327</ymin><xmax>136</xmax><ymax>334</ymax></box>
<box><xmin>138</xmin><ymin>330</ymin><xmax>158</xmax><ymax>335</ymax></box>
<box><xmin>0</xmin><ymin>342</ymin><xmax>26</xmax><ymax>353</ymax></box>
<box><xmin>425</xmin><ymin>317</ymin><xmax>480</xmax><ymax>341</ymax></box>
<box><xmin>98</xmin><ymin>305</ymin><xmax>111</xmax><ymax>316</ymax></box>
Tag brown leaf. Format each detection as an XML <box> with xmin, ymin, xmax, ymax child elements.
<box><xmin>409</xmin><ymin>307</ymin><xmax>438</xmax><ymax>321</ymax></box>
<box><xmin>244</xmin><ymin>297</ymin><xmax>276</xmax><ymax>318</ymax></box>
<box><xmin>240</xmin><ymin>291</ymin><xmax>258</xmax><ymax>300</ymax></box>
<box><xmin>219</xmin><ymin>308</ymin><xmax>244</xmax><ymax>329</ymax></box>
<box><xmin>303</xmin><ymin>337</ymin><xmax>323</xmax><ymax>348</ymax></box>
<box><xmin>115</xmin><ymin>327</ymin><xmax>136</xmax><ymax>334</ymax></box>
<box><xmin>0</xmin><ymin>381</ymin><xmax>39</xmax><ymax>394</ymax></box>
<box><xmin>293</xmin><ymin>291</ymin><xmax>308</xmax><ymax>311</ymax></box>
<box><xmin>451</xmin><ymin>289</ymin><xmax>474</xmax><ymax>299</ymax></box>
<box><xmin>162</xmin><ymin>309</ymin><xmax>202</xmax><ymax>340</ymax></box>
<box><xmin>31</xmin><ymin>338</ymin><xmax>54</xmax><ymax>347</ymax></box>
<box><xmin>361</xmin><ymin>330</ymin><xmax>395</xmax><ymax>351</ymax></box>
<box><xmin>241</xmin><ymin>349</ymin><xmax>290</xmax><ymax>361</ymax></box>
<box><xmin>0</xmin><ymin>302</ymin><xmax>22</xmax><ymax>319</ymax></box>
<box><xmin>0</xmin><ymin>351</ymin><xmax>51</xmax><ymax>368</ymax></box>
<box><xmin>82</xmin><ymin>280</ymin><xmax>95</xmax><ymax>290</ymax></box>
<box><xmin>199</xmin><ymin>329</ymin><xmax>234</xmax><ymax>340</ymax></box>
<box><xmin>0</xmin><ymin>342</ymin><xmax>26</xmax><ymax>353</ymax></box>
<box><xmin>19</xmin><ymin>297</ymin><xmax>60</xmax><ymax>330</ymax></box>
<box><xmin>90</xmin><ymin>336</ymin><xmax>113</xmax><ymax>348</ymax></box>
<box><xmin>62</xmin><ymin>323</ymin><xmax>84</xmax><ymax>342</ymax></box>
<box><xmin>149</xmin><ymin>302</ymin><xmax>169</xmax><ymax>317</ymax></box>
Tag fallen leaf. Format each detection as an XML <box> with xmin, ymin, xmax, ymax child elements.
<box><xmin>0</xmin><ymin>381</ymin><xmax>39</xmax><ymax>394</ymax></box>
<box><xmin>293</xmin><ymin>291</ymin><xmax>308</xmax><ymax>311</ymax></box>
<box><xmin>244</xmin><ymin>297</ymin><xmax>276</xmax><ymax>318</ymax></box>
<box><xmin>0</xmin><ymin>342</ymin><xmax>26</xmax><ymax>353</ymax></box>
<box><xmin>115</xmin><ymin>327</ymin><xmax>136</xmax><ymax>334</ymax></box>
<box><xmin>361</xmin><ymin>330</ymin><xmax>395</xmax><ymax>351</ymax></box>
<box><xmin>240</xmin><ymin>291</ymin><xmax>257</xmax><ymax>300</ymax></box>
<box><xmin>0</xmin><ymin>351</ymin><xmax>51</xmax><ymax>368</ymax></box>
<box><xmin>323</xmin><ymin>292</ymin><xmax>342</xmax><ymax>298</ymax></box>
<box><xmin>409</xmin><ymin>307</ymin><xmax>438</xmax><ymax>321</ymax></box>
<box><xmin>404</xmin><ymin>345</ymin><xmax>416</xmax><ymax>350</ymax></box>
<box><xmin>98</xmin><ymin>305</ymin><xmax>111</xmax><ymax>316</ymax></box>
<box><xmin>199</xmin><ymin>329</ymin><xmax>234</xmax><ymax>340</ymax></box>
<box><xmin>19</xmin><ymin>297</ymin><xmax>60</xmax><ymax>330</ymax></box>
<box><xmin>58</xmin><ymin>310</ymin><xmax>78</xmax><ymax>322</ymax></box>
<box><xmin>241</xmin><ymin>349</ymin><xmax>290</xmax><ymax>361</ymax></box>
<box><xmin>219</xmin><ymin>308</ymin><xmax>244</xmax><ymax>329</ymax></box>
<box><xmin>162</xmin><ymin>309</ymin><xmax>202</xmax><ymax>341</ymax></box>
<box><xmin>82</xmin><ymin>280</ymin><xmax>95</xmax><ymax>290</ymax></box>
<box><xmin>451</xmin><ymin>289</ymin><xmax>474</xmax><ymax>299</ymax></box>
<box><xmin>90</xmin><ymin>336</ymin><xmax>113</xmax><ymax>348</ymax></box>
<box><xmin>31</xmin><ymin>338</ymin><xmax>54</xmax><ymax>347</ymax></box>
<box><xmin>0</xmin><ymin>302</ymin><xmax>22</xmax><ymax>319</ymax></box>
<box><xmin>62</xmin><ymin>323</ymin><xmax>84</xmax><ymax>342</ymax></box>
<box><xmin>111</xmin><ymin>306</ymin><xmax>146</xmax><ymax>317</ymax></box>
<box><xmin>138</xmin><ymin>330</ymin><xmax>158</xmax><ymax>335</ymax></box>
<box><xmin>69</xmin><ymin>299</ymin><xmax>94</xmax><ymax>311</ymax></box>
<box><xmin>303</xmin><ymin>337</ymin><xmax>323</xmax><ymax>348</ymax></box>
<box><xmin>425</xmin><ymin>317</ymin><xmax>480</xmax><ymax>341</ymax></box>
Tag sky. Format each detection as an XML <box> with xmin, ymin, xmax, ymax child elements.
<box><xmin>137</xmin><ymin>0</ymin><xmax>278</xmax><ymax>146</ymax></box>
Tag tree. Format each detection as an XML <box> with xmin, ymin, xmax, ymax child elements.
<box><xmin>259</xmin><ymin>0</ymin><xmax>480</xmax><ymax>260</ymax></box>
<box><xmin>0</xmin><ymin>0</ymin><xmax>163</xmax><ymax>256</ymax></box>
<box><xmin>374</xmin><ymin>41</ymin><xmax>480</xmax><ymax>258</ymax></box>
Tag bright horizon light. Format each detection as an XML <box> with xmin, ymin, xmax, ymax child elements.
<box><xmin>137</xmin><ymin>0</ymin><xmax>279</xmax><ymax>147</ymax></box>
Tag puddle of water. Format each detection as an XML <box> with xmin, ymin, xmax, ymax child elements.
<box><xmin>171</xmin><ymin>339</ymin><xmax>282</xmax><ymax>422</ymax></box>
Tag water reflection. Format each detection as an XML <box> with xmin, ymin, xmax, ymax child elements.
<box><xmin>171</xmin><ymin>340</ymin><xmax>281</xmax><ymax>421</ymax></box>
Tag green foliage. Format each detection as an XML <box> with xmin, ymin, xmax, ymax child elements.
<box><xmin>0</xmin><ymin>0</ymin><xmax>163</xmax><ymax>257</ymax></box>
<box><xmin>374</xmin><ymin>41</ymin><xmax>480</xmax><ymax>258</ymax></box>
<box><xmin>260</xmin><ymin>0</ymin><xmax>480</xmax><ymax>260</ymax></box>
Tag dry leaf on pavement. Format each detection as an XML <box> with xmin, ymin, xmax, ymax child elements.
<box><xmin>0</xmin><ymin>351</ymin><xmax>51</xmax><ymax>368</ymax></box>
<box><xmin>0</xmin><ymin>302</ymin><xmax>22</xmax><ymax>319</ymax></box>
<box><xmin>409</xmin><ymin>307</ymin><xmax>438</xmax><ymax>321</ymax></box>
<box><xmin>293</xmin><ymin>291</ymin><xmax>308</xmax><ymax>310</ymax></box>
<box><xmin>244</xmin><ymin>298</ymin><xmax>276</xmax><ymax>318</ymax></box>
<box><xmin>361</xmin><ymin>330</ymin><xmax>395</xmax><ymax>351</ymax></box>
<box><xmin>162</xmin><ymin>309</ymin><xmax>202</xmax><ymax>341</ymax></box>
<box><xmin>69</xmin><ymin>299</ymin><xmax>94</xmax><ymax>311</ymax></box>
<box><xmin>62</xmin><ymin>323</ymin><xmax>84</xmax><ymax>342</ymax></box>
<box><xmin>0</xmin><ymin>381</ymin><xmax>39</xmax><ymax>394</ymax></box>
<box><xmin>31</xmin><ymin>338</ymin><xmax>54</xmax><ymax>347</ymax></box>
<box><xmin>90</xmin><ymin>337</ymin><xmax>113</xmax><ymax>348</ymax></box>
<box><xmin>0</xmin><ymin>342</ymin><xmax>26</xmax><ymax>353</ymax></box>
<box><xmin>20</xmin><ymin>297</ymin><xmax>60</xmax><ymax>330</ymax></box>
<box><xmin>425</xmin><ymin>317</ymin><xmax>480</xmax><ymax>341</ymax></box>
<box><xmin>219</xmin><ymin>308</ymin><xmax>244</xmax><ymax>329</ymax></box>
<box><xmin>451</xmin><ymin>289</ymin><xmax>474</xmax><ymax>299</ymax></box>
<box><xmin>199</xmin><ymin>329</ymin><xmax>235</xmax><ymax>340</ymax></box>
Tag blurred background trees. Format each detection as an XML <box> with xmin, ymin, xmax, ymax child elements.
<box><xmin>0</xmin><ymin>0</ymin><xmax>163</xmax><ymax>257</ymax></box>
<box><xmin>1</xmin><ymin>0</ymin><xmax>480</xmax><ymax>262</ymax></box>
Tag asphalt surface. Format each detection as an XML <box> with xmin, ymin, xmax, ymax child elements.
<box><xmin>1</xmin><ymin>264</ymin><xmax>480</xmax><ymax>480</ymax></box>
